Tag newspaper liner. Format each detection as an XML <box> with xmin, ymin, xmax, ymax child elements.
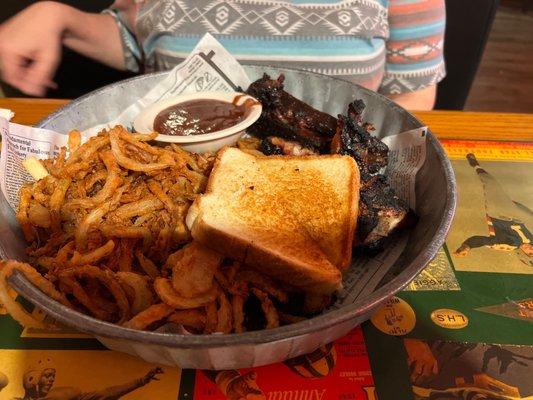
<box><xmin>0</xmin><ymin>33</ymin><xmax>426</xmax><ymax>307</ymax></box>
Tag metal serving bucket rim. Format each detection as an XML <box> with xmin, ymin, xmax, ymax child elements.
<box><xmin>9</xmin><ymin>66</ymin><xmax>457</xmax><ymax>348</ymax></box>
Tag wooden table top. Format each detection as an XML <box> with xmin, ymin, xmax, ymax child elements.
<box><xmin>1</xmin><ymin>98</ymin><xmax>532</xmax><ymax>142</ymax></box>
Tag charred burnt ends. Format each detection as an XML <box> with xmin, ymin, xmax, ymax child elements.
<box><xmin>259</xmin><ymin>138</ymin><xmax>284</xmax><ymax>155</ymax></box>
<box><xmin>246</xmin><ymin>74</ymin><xmax>412</xmax><ymax>252</ymax></box>
<box><xmin>332</xmin><ymin>101</ymin><xmax>409</xmax><ymax>250</ymax></box>
<box><xmin>247</xmin><ymin>74</ymin><xmax>336</xmax><ymax>152</ymax></box>
<box><xmin>332</xmin><ymin>100</ymin><xmax>388</xmax><ymax>176</ymax></box>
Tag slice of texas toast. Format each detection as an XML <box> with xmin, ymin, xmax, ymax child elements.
<box><xmin>186</xmin><ymin>147</ymin><xmax>360</xmax><ymax>295</ymax></box>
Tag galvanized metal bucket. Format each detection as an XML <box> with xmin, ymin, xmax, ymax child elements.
<box><xmin>4</xmin><ymin>66</ymin><xmax>456</xmax><ymax>369</ymax></box>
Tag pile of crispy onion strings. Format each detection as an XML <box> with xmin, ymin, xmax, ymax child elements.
<box><xmin>1</xmin><ymin>126</ymin><xmax>302</xmax><ymax>333</ymax></box>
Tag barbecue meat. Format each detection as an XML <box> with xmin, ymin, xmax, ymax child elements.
<box><xmin>357</xmin><ymin>175</ymin><xmax>410</xmax><ymax>251</ymax></box>
<box><xmin>260</xmin><ymin>137</ymin><xmax>317</xmax><ymax>156</ymax></box>
<box><xmin>331</xmin><ymin>100</ymin><xmax>388</xmax><ymax>176</ymax></box>
<box><xmin>259</xmin><ymin>137</ymin><xmax>283</xmax><ymax>155</ymax></box>
<box><xmin>331</xmin><ymin>100</ymin><xmax>413</xmax><ymax>250</ymax></box>
<box><xmin>248</xmin><ymin>75</ymin><xmax>415</xmax><ymax>252</ymax></box>
<box><xmin>247</xmin><ymin>74</ymin><xmax>337</xmax><ymax>152</ymax></box>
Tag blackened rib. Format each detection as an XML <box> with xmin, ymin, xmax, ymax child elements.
<box><xmin>247</xmin><ymin>74</ymin><xmax>337</xmax><ymax>152</ymax></box>
<box><xmin>332</xmin><ymin>100</ymin><xmax>412</xmax><ymax>250</ymax></box>
<box><xmin>331</xmin><ymin>100</ymin><xmax>388</xmax><ymax>176</ymax></box>
<box><xmin>248</xmin><ymin>75</ymin><xmax>415</xmax><ymax>252</ymax></box>
<box><xmin>357</xmin><ymin>175</ymin><xmax>411</xmax><ymax>251</ymax></box>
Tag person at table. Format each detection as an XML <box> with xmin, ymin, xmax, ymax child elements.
<box><xmin>455</xmin><ymin>153</ymin><xmax>533</xmax><ymax>265</ymax></box>
<box><xmin>0</xmin><ymin>0</ymin><xmax>445</xmax><ymax>111</ymax></box>
<box><xmin>14</xmin><ymin>359</ymin><xmax>163</xmax><ymax>400</ymax></box>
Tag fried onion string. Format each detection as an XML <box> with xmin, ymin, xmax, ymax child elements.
<box><xmin>58</xmin><ymin>266</ymin><xmax>130</xmax><ymax>323</ymax></box>
<box><xmin>6</xmin><ymin>126</ymin><xmax>309</xmax><ymax>334</ymax></box>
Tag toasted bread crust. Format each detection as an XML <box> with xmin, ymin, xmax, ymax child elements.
<box><xmin>187</xmin><ymin>147</ymin><xmax>359</xmax><ymax>295</ymax></box>
<box><xmin>190</xmin><ymin>215</ymin><xmax>342</xmax><ymax>294</ymax></box>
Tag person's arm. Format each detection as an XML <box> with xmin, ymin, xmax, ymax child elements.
<box><xmin>0</xmin><ymin>1</ymin><xmax>125</xmax><ymax>96</ymax></box>
<box><xmin>463</xmin><ymin>236</ymin><xmax>498</xmax><ymax>249</ymax></box>
<box><xmin>62</xmin><ymin>7</ymin><xmax>125</xmax><ymax>70</ymax></box>
<box><xmin>378</xmin><ymin>0</ymin><xmax>446</xmax><ymax>111</ymax></box>
<box><xmin>75</xmin><ymin>368</ymin><xmax>163</xmax><ymax>400</ymax></box>
<box><xmin>387</xmin><ymin>85</ymin><xmax>437</xmax><ymax>111</ymax></box>
<box><xmin>404</xmin><ymin>339</ymin><xmax>438</xmax><ymax>384</ymax></box>
<box><xmin>455</xmin><ymin>235</ymin><xmax>497</xmax><ymax>256</ymax></box>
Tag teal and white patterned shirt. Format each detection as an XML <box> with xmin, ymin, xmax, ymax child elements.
<box><xmin>107</xmin><ymin>0</ymin><xmax>446</xmax><ymax>94</ymax></box>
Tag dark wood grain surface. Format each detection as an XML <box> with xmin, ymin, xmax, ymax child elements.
<box><xmin>1</xmin><ymin>98</ymin><xmax>532</xmax><ymax>142</ymax></box>
<box><xmin>466</xmin><ymin>4</ymin><xmax>533</xmax><ymax>113</ymax></box>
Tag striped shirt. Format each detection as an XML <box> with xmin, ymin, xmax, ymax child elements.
<box><xmin>107</xmin><ymin>0</ymin><xmax>446</xmax><ymax>94</ymax></box>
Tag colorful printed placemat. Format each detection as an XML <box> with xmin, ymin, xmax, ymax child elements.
<box><xmin>0</xmin><ymin>140</ymin><xmax>531</xmax><ymax>400</ymax></box>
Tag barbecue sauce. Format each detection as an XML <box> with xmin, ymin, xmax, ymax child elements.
<box><xmin>153</xmin><ymin>96</ymin><xmax>256</xmax><ymax>136</ymax></box>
